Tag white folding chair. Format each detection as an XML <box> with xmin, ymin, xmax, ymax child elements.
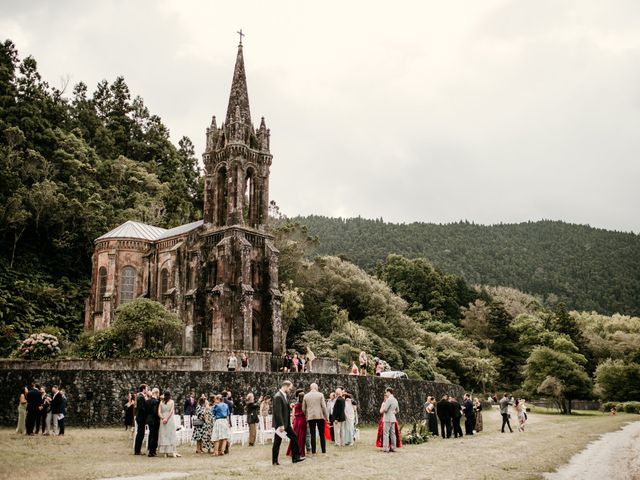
<box><xmin>258</xmin><ymin>414</ymin><xmax>275</xmax><ymax>445</ymax></box>
<box><xmin>229</xmin><ymin>415</ymin><xmax>245</xmax><ymax>446</ymax></box>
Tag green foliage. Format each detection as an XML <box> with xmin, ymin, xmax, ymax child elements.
<box><xmin>295</xmin><ymin>215</ymin><xmax>640</xmax><ymax>317</ymax></box>
<box><xmin>401</xmin><ymin>421</ymin><xmax>431</xmax><ymax>444</ymax></box>
<box><xmin>408</xmin><ymin>357</ymin><xmax>435</xmax><ymax>381</ymax></box>
<box><xmin>0</xmin><ymin>40</ymin><xmax>201</xmax><ymax>347</ymax></box>
<box><xmin>78</xmin><ymin>299</ymin><xmax>182</xmax><ymax>358</ymax></box>
<box><xmin>523</xmin><ymin>345</ymin><xmax>592</xmax><ymax>413</ymax></box>
<box><xmin>594</xmin><ymin>359</ymin><xmax>640</xmax><ymax>402</ymax></box>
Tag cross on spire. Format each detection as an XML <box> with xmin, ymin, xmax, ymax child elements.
<box><xmin>237</xmin><ymin>29</ymin><xmax>245</xmax><ymax>46</ymax></box>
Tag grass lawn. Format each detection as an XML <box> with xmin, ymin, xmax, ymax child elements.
<box><xmin>0</xmin><ymin>408</ymin><xmax>634</xmax><ymax>480</ymax></box>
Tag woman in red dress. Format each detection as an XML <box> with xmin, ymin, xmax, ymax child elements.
<box><xmin>287</xmin><ymin>391</ymin><xmax>307</xmax><ymax>458</ymax></box>
<box><xmin>375</xmin><ymin>392</ymin><xmax>402</xmax><ymax>449</ymax></box>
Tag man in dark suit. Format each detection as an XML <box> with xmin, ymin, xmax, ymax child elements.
<box><xmin>50</xmin><ymin>385</ymin><xmax>62</xmax><ymax>435</ymax></box>
<box><xmin>58</xmin><ymin>389</ymin><xmax>67</xmax><ymax>435</ymax></box>
<box><xmin>436</xmin><ymin>394</ymin><xmax>452</xmax><ymax>439</ymax></box>
<box><xmin>450</xmin><ymin>397</ymin><xmax>463</xmax><ymax>438</ymax></box>
<box><xmin>463</xmin><ymin>393</ymin><xmax>475</xmax><ymax>435</ymax></box>
<box><xmin>272</xmin><ymin>380</ymin><xmax>304</xmax><ymax>466</ymax></box>
<box><xmin>26</xmin><ymin>384</ymin><xmax>42</xmax><ymax>435</ymax></box>
<box><xmin>146</xmin><ymin>388</ymin><xmax>160</xmax><ymax>457</ymax></box>
<box><xmin>183</xmin><ymin>391</ymin><xmax>195</xmax><ymax>416</ymax></box>
<box><xmin>332</xmin><ymin>387</ymin><xmax>346</xmax><ymax>446</ymax></box>
<box><xmin>133</xmin><ymin>384</ymin><xmax>148</xmax><ymax>455</ymax></box>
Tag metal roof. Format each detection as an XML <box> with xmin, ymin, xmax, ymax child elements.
<box><xmin>96</xmin><ymin>220</ymin><xmax>203</xmax><ymax>242</ymax></box>
<box><xmin>157</xmin><ymin>220</ymin><xmax>204</xmax><ymax>239</ymax></box>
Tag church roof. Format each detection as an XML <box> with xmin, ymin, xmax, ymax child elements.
<box><xmin>96</xmin><ymin>219</ymin><xmax>203</xmax><ymax>242</ymax></box>
<box><xmin>225</xmin><ymin>44</ymin><xmax>252</xmax><ymax>126</ymax></box>
<box><xmin>157</xmin><ymin>220</ymin><xmax>204</xmax><ymax>239</ymax></box>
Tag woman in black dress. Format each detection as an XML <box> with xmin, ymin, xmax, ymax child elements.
<box><xmin>124</xmin><ymin>392</ymin><xmax>135</xmax><ymax>433</ymax></box>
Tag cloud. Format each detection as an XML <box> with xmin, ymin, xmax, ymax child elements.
<box><xmin>3</xmin><ymin>0</ymin><xmax>639</xmax><ymax>232</ymax></box>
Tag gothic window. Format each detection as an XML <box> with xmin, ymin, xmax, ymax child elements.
<box><xmin>96</xmin><ymin>267</ymin><xmax>107</xmax><ymax>311</ymax></box>
<box><xmin>244</xmin><ymin>167</ymin><xmax>255</xmax><ymax>226</ymax></box>
<box><xmin>216</xmin><ymin>166</ymin><xmax>228</xmax><ymax>226</ymax></box>
<box><xmin>186</xmin><ymin>263</ymin><xmax>192</xmax><ymax>291</ymax></box>
<box><xmin>160</xmin><ymin>268</ymin><xmax>169</xmax><ymax>301</ymax></box>
<box><xmin>120</xmin><ymin>266</ymin><xmax>136</xmax><ymax>304</ymax></box>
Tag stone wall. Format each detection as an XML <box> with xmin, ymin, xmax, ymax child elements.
<box><xmin>0</xmin><ymin>369</ymin><xmax>463</xmax><ymax>427</ymax></box>
<box><xmin>0</xmin><ymin>354</ymin><xmax>339</xmax><ymax>375</ymax></box>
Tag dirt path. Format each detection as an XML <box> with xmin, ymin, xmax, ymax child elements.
<box><xmin>545</xmin><ymin>420</ymin><xmax>640</xmax><ymax>480</ymax></box>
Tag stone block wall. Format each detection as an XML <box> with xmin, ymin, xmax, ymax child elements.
<box><xmin>0</xmin><ymin>369</ymin><xmax>463</xmax><ymax>427</ymax></box>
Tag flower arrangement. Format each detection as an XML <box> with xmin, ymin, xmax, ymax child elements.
<box><xmin>17</xmin><ymin>333</ymin><xmax>61</xmax><ymax>360</ymax></box>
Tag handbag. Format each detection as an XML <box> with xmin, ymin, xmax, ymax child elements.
<box><xmin>192</xmin><ymin>417</ymin><xmax>204</xmax><ymax>426</ymax></box>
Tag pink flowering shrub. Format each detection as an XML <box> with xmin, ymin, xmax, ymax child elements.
<box><xmin>16</xmin><ymin>333</ymin><xmax>61</xmax><ymax>359</ymax></box>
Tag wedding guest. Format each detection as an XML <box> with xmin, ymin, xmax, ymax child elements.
<box><xmin>222</xmin><ymin>390</ymin><xmax>234</xmax><ymax>454</ymax></box>
<box><xmin>516</xmin><ymin>398</ymin><xmax>527</xmax><ymax>432</ymax></box>
<box><xmin>48</xmin><ymin>385</ymin><xmax>62</xmax><ymax>435</ymax></box>
<box><xmin>380</xmin><ymin>387</ymin><xmax>399</xmax><ymax>452</ymax></box>
<box><xmin>306</xmin><ymin>347</ymin><xmax>316</xmax><ymax>372</ymax></box>
<box><xmin>134</xmin><ymin>384</ymin><xmax>148</xmax><ymax>455</ymax></box>
<box><xmin>124</xmin><ymin>392</ymin><xmax>135</xmax><ymax>433</ymax></box>
<box><xmin>292</xmin><ymin>352</ymin><xmax>300</xmax><ymax>372</ymax></box>
<box><xmin>58</xmin><ymin>389</ymin><xmax>67</xmax><ymax>436</ymax></box>
<box><xmin>474</xmin><ymin>397</ymin><xmax>483</xmax><ymax>433</ymax></box>
<box><xmin>158</xmin><ymin>391</ymin><xmax>180</xmax><ymax>457</ymax></box>
<box><xmin>333</xmin><ymin>387</ymin><xmax>346</xmax><ymax>446</ymax></box>
<box><xmin>40</xmin><ymin>388</ymin><xmax>51</xmax><ymax>435</ymax></box>
<box><xmin>287</xmin><ymin>390</ymin><xmax>307</xmax><ymax>458</ymax></box>
<box><xmin>259</xmin><ymin>395</ymin><xmax>271</xmax><ymax>417</ymax></box>
<box><xmin>350</xmin><ymin>361</ymin><xmax>359</xmax><ymax>375</ymax></box>
<box><xmin>425</xmin><ymin>396</ymin><xmax>438</xmax><ymax>436</ymax></box>
<box><xmin>282</xmin><ymin>352</ymin><xmax>291</xmax><ymax>373</ymax></box>
<box><xmin>302</xmin><ymin>383</ymin><xmax>328</xmax><ymax>454</ymax></box>
<box><xmin>450</xmin><ymin>397</ymin><xmax>463</xmax><ymax>438</ymax></box>
<box><xmin>227</xmin><ymin>352</ymin><xmax>238</xmax><ymax>372</ymax></box>
<box><xmin>210</xmin><ymin>394</ymin><xmax>229</xmax><ymax>456</ymax></box>
<box><xmin>375</xmin><ymin>359</ymin><xmax>383</xmax><ymax>376</ymax></box>
<box><xmin>240</xmin><ymin>353</ymin><xmax>249</xmax><ymax>371</ymax></box>
<box><xmin>245</xmin><ymin>392</ymin><xmax>259</xmax><ymax>446</ymax></box>
<box><xmin>192</xmin><ymin>396</ymin><xmax>210</xmax><ymax>454</ymax></box>
<box><xmin>26</xmin><ymin>383</ymin><xmax>41</xmax><ymax>436</ymax></box>
<box><xmin>16</xmin><ymin>386</ymin><xmax>27</xmax><ymax>434</ymax></box>
<box><xmin>272</xmin><ymin>380</ymin><xmax>304</xmax><ymax>465</ymax></box>
<box><xmin>436</xmin><ymin>394</ymin><xmax>452</xmax><ymax>439</ymax></box>
<box><xmin>376</xmin><ymin>390</ymin><xmax>402</xmax><ymax>449</ymax></box>
<box><xmin>343</xmin><ymin>393</ymin><xmax>356</xmax><ymax>445</ymax></box>
<box><xmin>146</xmin><ymin>388</ymin><xmax>161</xmax><ymax>457</ymax></box>
<box><xmin>463</xmin><ymin>393</ymin><xmax>475</xmax><ymax>435</ymax></box>
<box><xmin>183</xmin><ymin>391</ymin><xmax>196</xmax><ymax>417</ymax></box>
<box><xmin>327</xmin><ymin>391</ymin><xmax>336</xmax><ymax>441</ymax></box>
<box><xmin>499</xmin><ymin>393</ymin><xmax>514</xmax><ymax>433</ymax></box>
<box><xmin>359</xmin><ymin>351</ymin><xmax>368</xmax><ymax>376</ymax></box>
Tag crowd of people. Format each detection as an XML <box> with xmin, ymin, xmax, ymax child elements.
<box><xmin>15</xmin><ymin>384</ymin><xmax>68</xmax><ymax>436</ymax></box>
<box><xmin>15</xmin><ymin>375</ymin><xmax>528</xmax><ymax>466</ymax></box>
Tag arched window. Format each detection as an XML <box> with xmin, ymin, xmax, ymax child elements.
<box><xmin>120</xmin><ymin>266</ymin><xmax>136</xmax><ymax>304</ymax></box>
<box><xmin>96</xmin><ymin>267</ymin><xmax>107</xmax><ymax>311</ymax></box>
<box><xmin>216</xmin><ymin>166</ymin><xmax>228</xmax><ymax>226</ymax></box>
<box><xmin>160</xmin><ymin>268</ymin><xmax>169</xmax><ymax>301</ymax></box>
<box><xmin>244</xmin><ymin>168</ymin><xmax>255</xmax><ymax>226</ymax></box>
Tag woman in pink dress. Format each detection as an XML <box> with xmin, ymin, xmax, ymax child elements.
<box><xmin>287</xmin><ymin>391</ymin><xmax>307</xmax><ymax>458</ymax></box>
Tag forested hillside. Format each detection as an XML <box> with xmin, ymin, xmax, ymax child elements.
<box><xmin>294</xmin><ymin>216</ymin><xmax>640</xmax><ymax>316</ymax></box>
<box><xmin>0</xmin><ymin>40</ymin><xmax>201</xmax><ymax>347</ymax></box>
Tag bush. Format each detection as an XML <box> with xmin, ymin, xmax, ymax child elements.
<box><xmin>14</xmin><ymin>332</ymin><xmax>61</xmax><ymax>360</ymax></box>
<box><xmin>409</xmin><ymin>358</ymin><xmax>436</xmax><ymax>381</ymax></box>
<box><xmin>623</xmin><ymin>402</ymin><xmax>640</xmax><ymax>414</ymax></box>
<box><xmin>405</xmin><ymin>370</ymin><xmax>421</xmax><ymax>380</ymax></box>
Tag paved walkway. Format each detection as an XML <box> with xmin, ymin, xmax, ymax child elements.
<box><xmin>545</xmin><ymin>420</ymin><xmax>640</xmax><ymax>480</ymax></box>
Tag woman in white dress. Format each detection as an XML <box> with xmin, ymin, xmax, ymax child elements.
<box><xmin>157</xmin><ymin>391</ymin><xmax>181</xmax><ymax>457</ymax></box>
<box><xmin>343</xmin><ymin>393</ymin><xmax>355</xmax><ymax>445</ymax></box>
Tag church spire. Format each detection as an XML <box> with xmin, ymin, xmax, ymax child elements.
<box><xmin>225</xmin><ymin>43</ymin><xmax>251</xmax><ymax>126</ymax></box>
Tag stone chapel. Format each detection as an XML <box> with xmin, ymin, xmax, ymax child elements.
<box><xmin>84</xmin><ymin>43</ymin><xmax>283</xmax><ymax>355</ymax></box>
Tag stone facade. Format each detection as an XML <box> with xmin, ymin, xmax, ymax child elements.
<box><xmin>85</xmin><ymin>44</ymin><xmax>283</xmax><ymax>355</ymax></box>
<box><xmin>0</xmin><ymin>369</ymin><xmax>464</xmax><ymax>426</ymax></box>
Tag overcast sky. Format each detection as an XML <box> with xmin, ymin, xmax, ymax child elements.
<box><xmin>2</xmin><ymin>0</ymin><xmax>640</xmax><ymax>232</ymax></box>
